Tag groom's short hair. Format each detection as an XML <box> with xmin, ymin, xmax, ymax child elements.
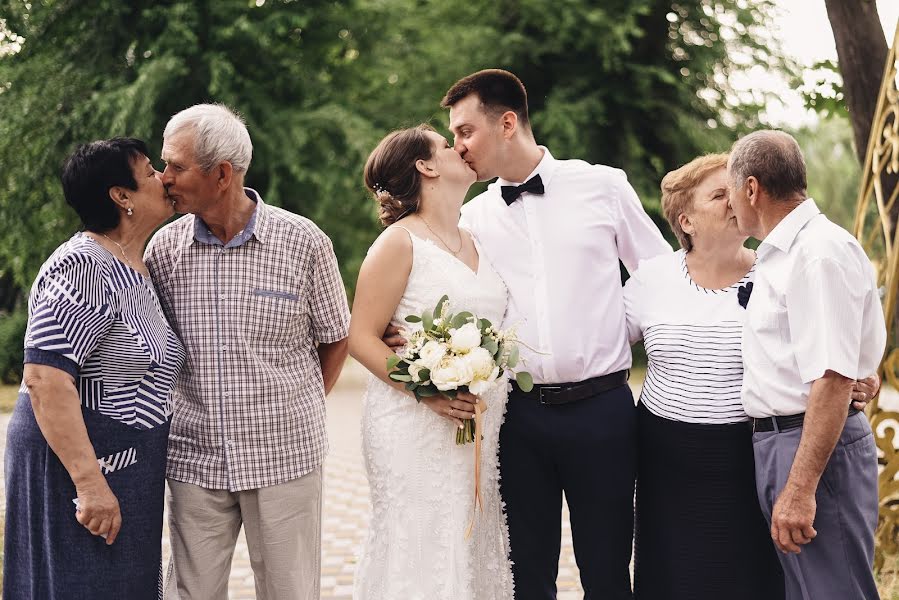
<box><xmin>441</xmin><ymin>69</ymin><xmax>530</xmax><ymax>128</ymax></box>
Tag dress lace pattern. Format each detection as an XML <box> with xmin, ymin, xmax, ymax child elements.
<box><xmin>353</xmin><ymin>228</ymin><xmax>515</xmax><ymax>599</ymax></box>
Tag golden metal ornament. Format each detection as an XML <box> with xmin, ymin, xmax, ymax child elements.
<box><xmin>853</xmin><ymin>19</ymin><xmax>899</xmax><ymax>571</ymax></box>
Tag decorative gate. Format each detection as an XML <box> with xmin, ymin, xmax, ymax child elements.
<box><xmin>853</xmin><ymin>20</ymin><xmax>899</xmax><ymax>571</ymax></box>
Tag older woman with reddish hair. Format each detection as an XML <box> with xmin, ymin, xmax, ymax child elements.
<box><xmin>624</xmin><ymin>153</ymin><xmax>778</xmax><ymax>599</ymax></box>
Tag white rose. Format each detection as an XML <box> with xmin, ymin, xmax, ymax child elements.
<box><xmin>468</xmin><ymin>369</ymin><xmax>499</xmax><ymax>396</ymax></box>
<box><xmin>417</xmin><ymin>340</ymin><xmax>446</xmax><ymax>370</ymax></box>
<box><xmin>449</xmin><ymin>322</ymin><xmax>482</xmax><ymax>353</ymax></box>
<box><xmin>463</xmin><ymin>347</ymin><xmax>495</xmax><ymax>379</ymax></box>
<box><xmin>429</xmin><ymin>356</ymin><xmax>475</xmax><ymax>391</ymax></box>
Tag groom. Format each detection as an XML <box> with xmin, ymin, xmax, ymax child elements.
<box><xmin>405</xmin><ymin>69</ymin><xmax>670</xmax><ymax>599</ymax></box>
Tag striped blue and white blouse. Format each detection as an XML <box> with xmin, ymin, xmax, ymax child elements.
<box><xmin>623</xmin><ymin>249</ymin><xmax>755</xmax><ymax>424</ymax></box>
<box><xmin>23</xmin><ymin>232</ymin><xmax>184</xmax><ymax>430</ymax></box>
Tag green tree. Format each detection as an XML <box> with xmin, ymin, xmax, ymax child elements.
<box><xmin>489</xmin><ymin>0</ymin><xmax>792</xmax><ymax>200</ymax></box>
<box><xmin>0</xmin><ymin>0</ymin><xmax>794</xmax><ymax>380</ymax></box>
<box><xmin>793</xmin><ymin>116</ymin><xmax>862</xmax><ymax>230</ymax></box>
<box><xmin>0</xmin><ymin>0</ymin><xmax>382</xmax><ymax>297</ymax></box>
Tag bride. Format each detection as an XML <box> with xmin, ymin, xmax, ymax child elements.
<box><xmin>348</xmin><ymin>124</ymin><xmax>514</xmax><ymax>599</ymax></box>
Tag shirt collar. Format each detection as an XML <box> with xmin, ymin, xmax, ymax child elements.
<box><xmin>758</xmin><ymin>197</ymin><xmax>821</xmax><ymax>258</ymax></box>
<box><xmin>192</xmin><ymin>187</ymin><xmax>267</xmax><ymax>248</ymax></box>
<box><xmin>496</xmin><ymin>146</ymin><xmax>557</xmax><ymax>188</ymax></box>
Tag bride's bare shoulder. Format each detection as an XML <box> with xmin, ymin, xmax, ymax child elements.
<box><xmin>363</xmin><ymin>225</ymin><xmax>414</xmax><ymax>266</ymax></box>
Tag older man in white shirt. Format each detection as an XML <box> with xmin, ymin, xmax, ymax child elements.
<box><xmin>727</xmin><ymin>130</ymin><xmax>886</xmax><ymax>600</ymax></box>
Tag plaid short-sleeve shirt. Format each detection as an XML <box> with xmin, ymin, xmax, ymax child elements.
<box><xmin>145</xmin><ymin>189</ymin><xmax>350</xmax><ymax>491</ymax></box>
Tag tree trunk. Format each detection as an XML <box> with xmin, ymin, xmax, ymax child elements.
<box><xmin>824</xmin><ymin>0</ymin><xmax>889</xmax><ymax>165</ymax></box>
<box><xmin>825</xmin><ymin>0</ymin><xmax>898</xmax><ymax>230</ymax></box>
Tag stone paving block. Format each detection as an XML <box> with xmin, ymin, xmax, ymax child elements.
<box><xmin>0</xmin><ymin>366</ymin><xmax>588</xmax><ymax>598</ymax></box>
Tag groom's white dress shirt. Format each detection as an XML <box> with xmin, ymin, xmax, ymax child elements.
<box><xmin>459</xmin><ymin>147</ymin><xmax>671</xmax><ymax>385</ymax></box>
<box><xmin>740</xmin><ymin>198</ymin><xmax>886</xmax><ymax>418</ymax></box>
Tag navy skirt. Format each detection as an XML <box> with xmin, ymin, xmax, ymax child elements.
<box><xmin>3</xmin><ymin>393</ymin><xmax>168</xmax><ymax>600</ymax></box>
<box><xmin>634</xmin><ymin>402</ymin><xmax>784</xmax><ymax>600</ymax></box>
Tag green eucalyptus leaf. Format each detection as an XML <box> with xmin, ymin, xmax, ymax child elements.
<box><xmin>482</xmin><ymin>337</ymin><xmax>498</xmax><ymax>356</ymax></box>
<box><xmin>416</xmin><ymin>386</ymin><xmax>439</xmax><ymax>397</ymax></box>
<box><xmin>478</xmin><ymin>318</ymin><xmax>492</xmax><ymax>333</ymax></box>
<box><xmin>507</xmin><ymin>345</ymin><xmax>519</xmax><ymax>368</ymax></box>
<box><xmin>405</xmin><ymin>315</ymin><xmax>422</xmax><ymax>323</ymax></box>
<box><xmin>422</xmin><ymin>309</ymin><xmax>434</xmax><ymax>331</ymax></box>
<box><xmin>515</xmin><ymin>371</ymin><xmax>534</xmax><ymax>392</ymax></box>
<box><xmin>451</xmin><ymin>311</ymin><xmax>473</xmax><ymax>329</ymax></box>
<box><xmin>386</xmin><ymin>355</ymin><xmax>401</xmax><ymax>370</ymax></box>
<box><xmin>391</xmin><ymin>373</ymin><xmax>413</xmax><ymax>382</ymax></box>
<box><xmin>434</xmin><ymin>295</ymin><xmax>449</xmax><ymax>317</ymax></box>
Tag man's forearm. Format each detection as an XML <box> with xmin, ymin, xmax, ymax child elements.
<box><xmin>318</xmin><ymin>337</ymin><xmax>349</xmax><ymax>395</ymax></box>
<box><xmin>785</xmin><ymin>371</ymin><xmax>855</xmax><ymax>494</ymax></box>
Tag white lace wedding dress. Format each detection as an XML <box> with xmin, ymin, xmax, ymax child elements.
<box><xmin>354</xmin><ymin>227</ymin><xmax>515</xmax><ymax>600</ymax></box>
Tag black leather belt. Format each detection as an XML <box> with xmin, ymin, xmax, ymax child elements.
<box><xmin>512</xmin><ymin>370</ymin><xmax>629</xmax><ymax>405</ymax></box>
<box><xmin>751</xmin><ymin>407</ymin><xmax>859</xmax><ymax>433</ymax></box>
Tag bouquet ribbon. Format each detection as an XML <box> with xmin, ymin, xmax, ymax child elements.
<box><xmin>465</xmin><ymin>397</ymin><xmax>488</xmax><ymax>539</ymax></box>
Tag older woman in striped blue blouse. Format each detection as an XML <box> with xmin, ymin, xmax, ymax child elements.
<box><xmin>4</xmin><ymin>138</ymin><xmax>184</xmax><ymax>599</ymax></box>
<box><xmin>623</xmin><ymin>153</ymin><xmax>877</xmax><ymax>600</ymax></box>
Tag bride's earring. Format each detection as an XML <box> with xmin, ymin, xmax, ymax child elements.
<box><xmin>127</xmin><ymin>207</ymin><xmax>134</xmax><ymax>216</ymax></box>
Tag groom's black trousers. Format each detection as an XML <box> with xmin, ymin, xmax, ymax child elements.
<box><xmin>500</xmin><ymin>381</ymin><xmax>636</xmax><ymax>600</ymax></box>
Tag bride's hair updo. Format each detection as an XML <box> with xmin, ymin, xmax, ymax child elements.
<box><xmin>364</xmin><ymin>124</ymin><xmax>436</xmax><ymax>226</ymax></box>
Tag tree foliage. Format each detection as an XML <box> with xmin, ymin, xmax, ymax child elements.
<box><xmin>793</xmin><ymin>116</ymin><xmax>862</xmax><ymax>231</ymax></box>
<box><xmin>0</xmin><ymin>0</ymin><xmax>793</xmax><ymax>379</ymax></box>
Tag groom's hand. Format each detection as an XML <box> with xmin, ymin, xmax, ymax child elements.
<box><xmin>382</xmin><ymin>324</ymin><xmax>407</xmax><ymax>350</ymax></box>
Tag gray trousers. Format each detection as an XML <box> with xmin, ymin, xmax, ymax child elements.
<box><xmin>164</xmin><ymin>467</ymin><xmax>323</xmax><ymax>600</ymax></box>
<box><xmin>752</xmin><ymin>412</ymin><xmax>879</xmax><ymax>600</ymax></box>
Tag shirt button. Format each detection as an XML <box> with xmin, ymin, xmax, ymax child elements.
<box><xmin>223</xmin><ymin>391</ymin><xmax>230</xmax><ymax>398</ymax></box>
<box><xmin>221</xmin><ymin>345</ymin><xmax>228</xmax><ymax>352</ymax></box>
<box><xmin>219</xmin><ymin>293</ymin><xmax>226</xmax><ymax>300</ymax></box>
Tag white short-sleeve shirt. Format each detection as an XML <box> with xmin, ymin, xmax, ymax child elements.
<box><xmin>623</xmin><ymin>249</ymin><xmax>754</xmax><ymax>423</ymax></box>
<box><xmin>741</xmin><ymin>198</ymin><xmax>886</xmax><ymax>418</ymax></box>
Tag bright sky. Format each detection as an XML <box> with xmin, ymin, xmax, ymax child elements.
<box><xmin>760</xmin><ymin>0</ymin><xmax>899</xmax><ymax>126</ymax></box>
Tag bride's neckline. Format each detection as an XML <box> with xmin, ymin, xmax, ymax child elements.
<box><xmin>392</xmin><ymin>225</ymin><xmax>481</xmax><ymax>277</ymax></box>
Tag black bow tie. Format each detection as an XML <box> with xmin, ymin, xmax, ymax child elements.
<box><xmin>737</xmin><ymin>281</ymin><xmax>753</xmax><ymax>309</ymax></box>
<box><xmin>501</xmin><ymin>174</ymin><xmax>545</xmax><ymax>205</ymax></box>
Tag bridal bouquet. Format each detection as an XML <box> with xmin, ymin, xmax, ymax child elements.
<box><xmin>387</xmin><ymin>295</ymin><xmax>533</xmax><ymax>445</ymax></box>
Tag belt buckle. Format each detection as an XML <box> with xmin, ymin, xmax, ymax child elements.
<box><xmin>538</xmin><ymin>386</ymin><xmax>562</xmax><ymax>405</ymax></box>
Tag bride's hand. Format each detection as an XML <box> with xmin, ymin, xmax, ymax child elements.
<box><xmin>422</xmin><ymin>391</ymin><xmax>478</xmax><ymax>428</ymax></box>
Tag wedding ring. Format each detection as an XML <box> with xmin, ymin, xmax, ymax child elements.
<box><xmin>449</xmin><ymin>407</ymin><xmax>455</xmax><ymax>417</ymax></box>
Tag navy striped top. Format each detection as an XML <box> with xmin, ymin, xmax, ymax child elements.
<box><xmin>623</xmin><ymin>249</ymin><xmax>755</xmax><ymax>424</ymax></box>
<box><xmin>23</xmin><ymin>232</ymin><xmax>184</xmax><ymax>430</ymax></box>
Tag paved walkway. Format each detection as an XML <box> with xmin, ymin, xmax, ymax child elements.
<box><xmin>4</xmin><ymin>367</ymin><xmax>897</xmax><ymax>598</ymax></box>
<box><xmin>0</xmin><ymin>363</ymin><xmax>586</xmax><ymax>598</ymax></box>
<box><xmin>211</xmin><ymin>362</ymin><xmax>588</xmax><ymax>599</ymax></box>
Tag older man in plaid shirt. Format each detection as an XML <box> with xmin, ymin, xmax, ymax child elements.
<box><xmin>145</xmin><ymin>104</ymin><xmax>350</xmax><ymax>600</ymax></box>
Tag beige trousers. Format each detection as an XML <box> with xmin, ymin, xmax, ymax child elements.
<box><xmin>164</xmin><ymin>467</ymin><xmax>322</xmax><ymax>600</ymax></box>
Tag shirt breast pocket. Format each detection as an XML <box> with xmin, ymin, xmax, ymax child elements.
<box><xmin>242</xmin><ymin>288</ymin><xmax>303</xmax><ymax>345</ymax></box>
